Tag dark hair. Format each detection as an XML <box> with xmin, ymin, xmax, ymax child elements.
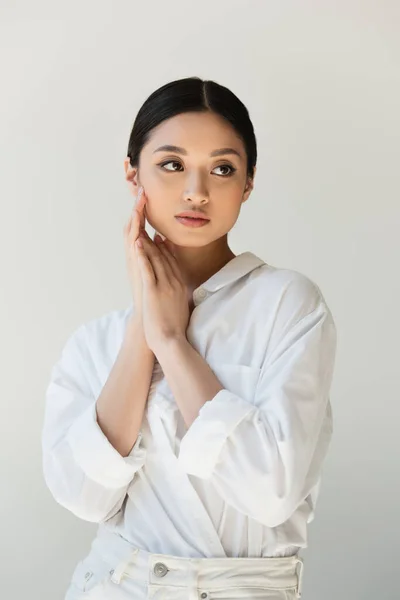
<box><xmin>127</xmin><ymin>77</ymin><xmax>257</xmax><ymax>179</ymax></box>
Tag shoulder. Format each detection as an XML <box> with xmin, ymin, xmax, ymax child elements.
<box><xmin>252</xmin><ymin>262</ymin><xmax>335</xmax><ymax>333</ymax></box>
<box><xmin>255</xmin><ymin>263</ymin><xmax>325</xmax><ymax>310</ymax></box>
<box><xmin>251</xmin><ymin>264</ymin><xmax>337</xmax><ymax>363</ymax></box>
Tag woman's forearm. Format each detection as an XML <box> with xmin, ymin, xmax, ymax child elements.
<box><xmin>155</xmin><ymin>336</ymin><xmax>224</xmax><ymax>429</ymax></box>
<box><xmin>95</xmin><ymin>315</ymin><xmax>155</xmax><ymax>456</ymax></box>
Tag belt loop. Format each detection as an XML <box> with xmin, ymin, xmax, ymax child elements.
<box><xmin>110</xmin><ymin>560</ymin><xmax>126</xmax><ymax>585</ymax></box>
<box><xmin>110</xmin><ymin>548</ymin><xmax>139</xmax><ymax>585</ymax></box>
<box><xmin>295</xmin><ymin>557</ymin><xmax>304</xmax><ymax>598</ymax></box>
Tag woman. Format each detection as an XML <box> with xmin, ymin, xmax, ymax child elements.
<box><xmin>42</xmin><ymin>77</ymin><xmax>337</xmax><ymax>599</ymax></box>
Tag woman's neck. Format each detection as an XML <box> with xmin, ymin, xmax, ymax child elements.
<box><xmin>173</xmin><ymin>239</ymin><xmax>236</xmax><ymax>295</ymax></box>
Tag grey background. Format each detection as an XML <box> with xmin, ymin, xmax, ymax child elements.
<box><xmin>1</xmin><ymin>1</ymin><xmax>398</xmax><ymax>598</ymax></box>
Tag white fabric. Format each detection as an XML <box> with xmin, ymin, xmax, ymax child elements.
<box><xmin>42</xmin><ymin>251</ymin><xmax>337</xmax><ymax>560</ymax></box>
<box><xmin>65</xmin><ymin>526</ymin><xmax>304</xmax><ymax>599</ymax></box>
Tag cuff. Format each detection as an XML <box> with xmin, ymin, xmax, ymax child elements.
<box><xmin>66</xmin><ymin>402</ymin><xmax>146</xmax><ymax>489</ymax></box>
<box><xmin>178</xmin><ymin>390</ymin><xmax>254</xmax><ymax>479</ymax></box>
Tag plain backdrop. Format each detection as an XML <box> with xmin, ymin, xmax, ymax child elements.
<box><xmin>1</xmin><ymin>2</ymin><xmax>398</xmax><ymax>599</ymax></box>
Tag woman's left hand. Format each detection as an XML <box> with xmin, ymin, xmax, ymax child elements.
<box><xmin>135</xmin><ymin>232</ymin><xmax>190</xmax><ymax>354</ymax></box>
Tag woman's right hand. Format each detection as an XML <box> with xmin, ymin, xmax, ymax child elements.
<box><xmin>124</xmin><ymin>186</ymin><xmax>152</xmax><ymax>319</ymax></box>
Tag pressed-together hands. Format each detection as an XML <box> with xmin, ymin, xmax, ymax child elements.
<box><xmin>123</xmin><ymin>187</ymin><xmax>190</xmax><ymax>355</ymax></box>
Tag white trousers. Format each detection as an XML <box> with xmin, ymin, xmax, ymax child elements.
<box><xmin>65</xmin><ymin>527</ymin><xmax>304</xmax><ymax>600</ymax></box>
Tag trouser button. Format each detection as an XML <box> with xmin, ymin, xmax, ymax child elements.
<box><xmin>154</xmin><ymin>562</ymin><xmax>169</xmax><ymax>577</ymax></box>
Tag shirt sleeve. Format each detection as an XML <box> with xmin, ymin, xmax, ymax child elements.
<box><xmin>41</xmin><ymin>323</ymin><xmax>147</xmax><ymax>523</ymax></box>
<box><xmin>177</xmin><ymin>279</ymin><xmax>337</xmax><ymax>528</ymax></box>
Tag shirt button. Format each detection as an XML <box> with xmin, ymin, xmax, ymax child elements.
<box><xmin>154</xmin><ymin>562</ymin><xmax>169</xmax><ymax>577</ymax></box>
<box><xmin>200</xmin><ymin>593</ymin><xmax>209</xmax><ymax>599</ymax></box>
<box><xmin>84</xmin><ymin>571</ymin><xmax>92</xmax><ymax>580</ymax></box>
<box><xmin>194</xmin><ymin>288</ymin><xmax>208</xmax><ymax>302</ymax></box>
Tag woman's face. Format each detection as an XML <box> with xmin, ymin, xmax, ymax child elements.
<box><xmin>124</xmin><ymin>111</ymin><xmax>255</xmax><ymax>247</ymax></box>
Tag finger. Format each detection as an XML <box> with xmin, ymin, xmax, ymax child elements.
<box><xmin>153</xmin><ymin>234</ymin><xmax>177</xmax><ymax>281</ymax></box>
<box><xmin>140</xmin><ymin>235</ymin><xmax>173</xmax><ymax>284</ymax></box>
<box><xmin>125</xmin><ymin>206</ymin><xmax>140</xmax><ymax>246</ymax></box>
<box><xmin>128</xmin><ymin>210</ymin><xmax>140</xmax><ymax>246</ymax></box>
<box><xmin>136</xmin><ymin>189</ymin><xmax>154</xmax><ymax>242</ymax></box>
<box><xmin>155</xmin><ymin>237</ymin><xmax>184</xmax><ymax>283</ymax></box>
<box><xmin>128</xmin><ymin>208</ymin><xmax>151</xmax><ymax>247</ymax></box>
<box><xmin>127</xmin><ymin>187</ymin><xmax>146</xmax><ymax>237</ymax></box>
<box><xmin>135</xmin><ymin>239</ymin><xmax>156</xmax><ymax>286</ymax></box>
<box><xmin>123</xmin><ymin>215</ymin><xmax>131</xmax><ymax>239</ymax></box>
<box><xmin>138</xmin><ymin>213</ymin><xmax>152</xmax><ymax>242</ymax></box>
<box><xmin>154</xmin><ymin>236</ymin><xmax>183</xmax><ymax>283</ymax></box>
<box><xmin>134</xmin><ymin>186</ymin><xmax>144</xmax><ymax>210</ymax></box>
<box><xmin>136</xmin><ymin>187</ymin><xmax>147</xmax><ymax>230</ymax></box>
<box><xmin>142</xmin><ymin>235</ymin><xmax>173</xmax><ymax>283</ymax></box>
<box><xmin>125</xmin><ymin>194</ymin><xmax>138</xmax><ymax>231</ymax></box>
<box><xmin>132</xmin><ymin>188</ymin><xmax>145</xmax><ymax>230</ymax></box>
<box><xmin>163</xmin><ymin>237</ymin><xmax>174</xmax><ymax>252</ymax></box>
<box><xmin>124</xmin><ymin>212</ymin><xmax>136</xmax><ymax>251</ymax></box>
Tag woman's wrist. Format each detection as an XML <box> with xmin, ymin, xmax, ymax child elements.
<box><xmin>125</xmin><ymin>314</ymin><xmax>152</xmax><ymax>353</ymax></box>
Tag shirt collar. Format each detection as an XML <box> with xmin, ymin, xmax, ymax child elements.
<box><xmin>194</xmin><ymin>251</ymin><xmax>266</xmax><ymax>296</ymax></box>
<box><xmin>127</xmin><ymin>251</ymin><xmax>266</xmax><ymax>313</ymax></box>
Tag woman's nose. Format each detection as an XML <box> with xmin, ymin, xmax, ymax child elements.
<box><xmin>183</xmin><ymin>172</ymin><xmax>209</xmax><ymax>203</ymax></box>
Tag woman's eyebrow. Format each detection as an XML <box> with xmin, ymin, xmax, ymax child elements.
<box><xmin>153</xmin><ymin>145</ymin><xmax>243</xmax><ymax>159</ymax></box>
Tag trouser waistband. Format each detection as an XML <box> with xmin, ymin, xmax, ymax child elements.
<box><xmin>92</xmin><ymin>527</ymin><xmax>304</xmax><ymax>598</ymax></box>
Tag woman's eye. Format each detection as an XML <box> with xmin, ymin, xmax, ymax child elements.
<box><xmin>159</xmin><ymin>161</ymin><xmax>183</xmax><ymax>172</ymax></box>
<box><xmin>213</xmin><ymin>164</ymin><xmax>236</xmax><ymax>177</ymax></box>
<box><xmin>158</xmin><ymin>161</ymin><xmax>236</xmax><ymax>177</ymax></box>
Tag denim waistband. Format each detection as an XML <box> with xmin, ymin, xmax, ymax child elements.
<box><xmin>90</xmin><ymin>526</ymin><xmax>304</xmax><ymax>598</ymax></box>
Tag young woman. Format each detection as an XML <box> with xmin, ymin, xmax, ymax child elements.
<box><xmin>42</xmin><ymin>77</ymin><xmax>337</xmax><ymax>600</ymax></box>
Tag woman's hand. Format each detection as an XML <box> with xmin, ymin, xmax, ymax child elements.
<box><xmin>135</xmin><ymin>231</ymin><xmax>190</xmax><ymax>354</ymax></box>
<box><xmin>123</xmin><ymin>186</ymin><xmax>155</xmax><ymax>320</ymax></box>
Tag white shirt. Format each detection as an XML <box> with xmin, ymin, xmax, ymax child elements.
<box><xmin>42</xmin><ymin>251</ymin><xmax>337</xmax><ymax>558</ymax></box>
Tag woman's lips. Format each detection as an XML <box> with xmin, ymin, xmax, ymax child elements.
<box><xmin>175</xmin><ymin>216</ymin><xmax>210</xmax><ymax>228</ymax></box>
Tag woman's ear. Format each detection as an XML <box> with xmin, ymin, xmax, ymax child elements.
<box><xmin>242</xmin><ymin>168</ymin><xmax>256</xmax><ymax>204</ymax></box>
<box><xmin>123</xmin><ymin>157</ymin><xmax>141</xmax><ymax>196</ymax></box>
